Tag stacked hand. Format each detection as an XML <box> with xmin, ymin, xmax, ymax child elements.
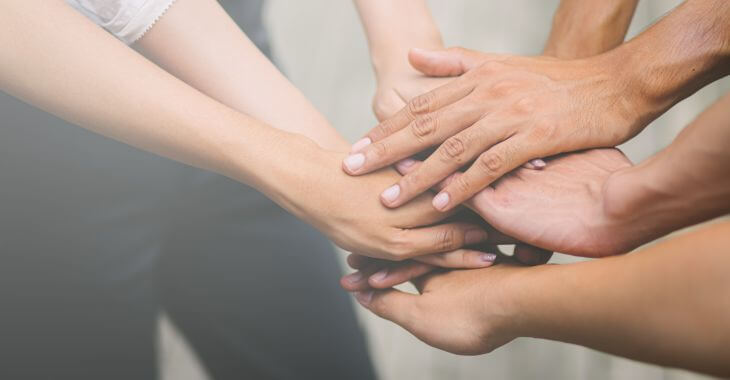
<box><xmin>345</xmin><ymin>47</ymin><xmax>647</xmax><ymax>213</ymax></box>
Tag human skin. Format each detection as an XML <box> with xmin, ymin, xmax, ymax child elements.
<box><xmin>0</xmin><ymin>0</ymin><xmax>504</xmax><ymax>261</ymax></box>
<box><xmin>343</xmin><ymin>0</ymin><xmax>643</xmax><ymax>284</ymax></box>
<box><xmin>343</xmin><ymin>0</ymin><xmax>730</xmax><ymax>212</ymax></box>
<box><xmin>352</xmin><ymin>220</ymin><xmax>730</xmax><ymax>377</ymax></box>
<box><xmin>346</xmin><ymin>90</ymin><xmax>730</xmax><ymax>287</ymax></box>
<box><xmin>353</xmin><ymin>0</ymin><xmax>451</xmax><ymax>123</ymax></box>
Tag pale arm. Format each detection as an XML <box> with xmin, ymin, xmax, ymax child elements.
<box><xmin>0</xmin><ymin>0</ymin><xmax>489</xmax><ymax>260</ymax></box>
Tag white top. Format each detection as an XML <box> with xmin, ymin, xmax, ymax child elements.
<box><xmin>66</xmin><ymin>0</ymin><xmax>177</xmax><ymax>44</ymax></box>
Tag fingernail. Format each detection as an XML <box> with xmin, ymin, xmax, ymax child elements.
<box><xmin>371</xmin><ymin>269</ymin><xmax>388</xmax><ymax>282</ymax></box>
<box><xmin>395</xmin><ymin>158</ymin><xmax>417</xmax><ymax>172</ymax></box>
<box><xmin>355</xmin><ymin>291</ymin><xmax>373</xmax><ymax>306</ymax></box>
<box><xmin>529</xmin><ymin>158</ymin><xmax>546</xmax><ymax>168</ymax></box>
<box><xmin>351</xmin><ymin>137</ymin><xmax>372</xmax><ymax>152</ymax></box>
<box><xmin>465</xmin><ymin>229</ymin><xmax>488</xmax><ymax>245</ymax></box>
<box><xmin>381</xmin><ymin>185</ymin><xmax>401</xmax><ymax>203</ymax></box>
<box><xmin>432</xmin><ymin>192</ymin><xmax>450</xmax><ymax>210</ymax></box>
<box><xmin>344</xmin><ymin>272</ymin><xmax>363</xmax><ymax>283</ymax></box>
<box><xmin>343</xmin><ymin>153</ymin><xmax>365</xmax><ymax>172</ymax></box>
<box><xmin>480</xmin><ymin>253</ymin><xmax>497</xmax><ymax>262</ymax></box>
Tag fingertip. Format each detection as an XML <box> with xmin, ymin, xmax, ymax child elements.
<box><xmin>355</xmin><ymin>291</ymin><xmax>374</xmax><ymax>306</ymax></box>
<box><xmin>432</xmin><ymin>192</ymin><xmax>451</xmax><ymax>211</ymax></box>
<box><xmin>342</xmin><ymin>153</ymin><xmax>366</xmax><ymax>175</ymax></box>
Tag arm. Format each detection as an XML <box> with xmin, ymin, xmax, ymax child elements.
<box><xmin>355</xmin><ymin>221</ymin><xmax>730</xmax><ymax>377</ymax></box>
<box><xmin>353</xmin><ymin>0</ymin><xmax>449</xmax><ymax>122</ymax></box>
<box><xmin>543</xmin><ymin>0</ymin><xmax>638</xmax><ymax>58</ymax></box>
<box><xmin>603</xmin><ymin>91</ymin><xmax>730</xmax><ymax>246</ymax></box>
<box><xmin>344</xmin><ymin>0</ymin><xmax>730</xmax><ymax>212</ymax></box>
<box><xmin>0</xmin><ymin>0</ymin><xmax>489</xmax><ymax>260</ymax></box>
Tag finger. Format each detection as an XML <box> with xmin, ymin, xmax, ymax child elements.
<box><xmin>346</xmin><ymin>253</ymin><xmax>380</xmax><ymax>270</ymax></box>
<box><xmin>382</xmin><ymin>120</ymin><xmax>514</xmax><ymax>208</ymax></box>
<box><xmin>354</xmin><ymin>289</ymin><xmax>420</xmax><ymax>329</ymax></box>
<box><xmin>340</xmin><ymin>262</ymin><xmax>385</xmax><ymax>292</ymax></box>
<box><xmin>367</xmin><ymin>261</ymin><xmax>436</xmax><ymax>289</ymax></box>
<box><xmin>392</xmin><ymin>222</ymin><xmax>490</xmax><ymax>259</ymax></box>
<box><xmin>413</xmin><ymin>249</ymin><xmax>497</xmax><ymax>269</ymax></box>
<box><xmin>356</xmin><ymin>99</ymin><xmax>485</xmax><ymax>179</ymax></box>
<box><xmin>433</xmin><ymin>138</ymin><xmax>532</xmax><ymax>211</ymax></box>
<box><xmin>409</xmin><ymin>47</ymin><xmax>494</xmax><ymax>77</ymax></box>
<box><xmin>347</xmin><ymin>79</ymin><xmax>475</xmax><ymax>157</ymax></box>
<box><xmin>522</xmin><ymin>158</ymin><xmax>546</xmax><ymax>170</ymax></box>
<box><xmin>513</xmin><ymin>244</ymin><xmax>553</xmax><ymax>266</ymax></box>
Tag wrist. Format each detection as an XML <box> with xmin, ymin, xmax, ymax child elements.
<box><xmin>370</xmin><ymin>38</ymin><xmax>443</xmax><ymax>81</ymax></box>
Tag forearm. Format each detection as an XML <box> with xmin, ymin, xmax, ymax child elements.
<box><xmin>0</xmin><ymin>1</ymin><xmax>315</xmax><ymax>209</ymax></box>
<box><xmin>605</xmin><ymin>0</ymin><xmax>730</xmax><ymax>125</ymax></box>
<box><xmin>136</xmin><ymin>0</ymin><xmax>348</xmax><ymax>151</ymax></box>
<box><xmin>544</xmin><ymin>0</ymin><xmax>638</xmax><ymax>58</ymax></box>
<box><xmin>354</xmin><ymin>0</ymin><xmax>443</xmax><ymax>77</ymax></box>
<box><xmin>510</xmin><ymin>222</ymin><xmax>730</xmax><ymax>376</ymax></box>
<box><xmin>604</xmin><ymin>92</ymin><xmax>730</xmax><ymax>243</ymax></box>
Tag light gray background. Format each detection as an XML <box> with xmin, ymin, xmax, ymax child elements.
<box><xmin>160</xmin><ymin>1</ymin><xmax>730</xmax><ymax>379</ymax></box>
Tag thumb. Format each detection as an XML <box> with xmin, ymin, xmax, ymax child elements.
<box><xmin>355</xmin><ymin>289</ymin><xmax>419</xmax><ymax>327</ymax></box>
<box><xmin>409</xmin><ymin>47</ymin><xmax>491</xmax><ymax>77</ymax></box>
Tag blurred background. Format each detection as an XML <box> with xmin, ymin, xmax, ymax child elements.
<box><xmin>157</xmin><ymin>0</ymin><xmax>730</xmax><ymax>379</ymax></box>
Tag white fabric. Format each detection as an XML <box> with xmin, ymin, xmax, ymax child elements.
<box><xmin>66</xmin><ymin>0</ymin><xmax>177</xmax><ymax>44</ymax></box>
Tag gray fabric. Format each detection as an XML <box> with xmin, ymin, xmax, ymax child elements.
<box><xmin>0</xmin><ymin>1</ymin><xmax>374</xmax><ymax>379</ymax></box>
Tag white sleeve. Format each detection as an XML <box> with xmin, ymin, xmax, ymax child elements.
<box><xmin>65</xmin><ymin>0</ymin><xmax>177</xmax><ymax>45</ymax></box>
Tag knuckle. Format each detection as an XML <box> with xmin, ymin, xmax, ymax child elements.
<box><xmin>478</xmin><ymin>151</ymin><xmax>504</xmax><ymax>175</ymax></box>
<box><xmin>401</xmin><ymin>171</ymin><xmax>423</xmax><ymax>191</ymax></box>
<box><xmin>438</xmin><ymin>136</ymin><xmax>467</xmax><ymax>163</ymax></box>
<box><xmin>410</xmin><ymin>114</ymin><xmax>437</xmax><ymax>140</ymax></box>
<box><xmin>385</xmin><ymin>230</ymin><xmax>411</xmax><ymax>259</ymax></box>
<box><xmin>512</xmin><ymin>96</ymin><xmax>536</xmax><ymax>116</ymax></box>
<box><xmin>370</xmin><ymin>140</ymin><xmax>389</xmax><ymax>159</ymax></box>
<box><xmin>408</xmin><ymin>93</ymin><xmax>434</xmax><ymax>116</ymax></box>
<box><xmin>373</xmin><ymin>120</ymin><xmax>395</xmax><ymax>139</ymax></box>
<box><xmin>437</xmin><ymin>228</ymin><xmax>457</xmax><ymax>251</ymax></box>
<box><xmin>489</xmin><ymin>80</ymin><xmax>518</xmax><ymax>97</ymax></box>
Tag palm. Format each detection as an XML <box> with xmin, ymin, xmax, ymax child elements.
<box><xmin>470</xmin><ymin>148</ymin><xmax>633</xmax><ymax>257</ymax></box>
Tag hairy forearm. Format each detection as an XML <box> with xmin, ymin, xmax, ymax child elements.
<box><xmin>544</xmin><ymin>0</ymin><xmax>638</xmax><ymax>59</ymax></box>
<box><xmin>353</xmin><ymin>0</ymin><xmax>443</xmax><ymax>77</ymax></box>
<box><xmin>510</xmin><ymin>222</ymin><xmax>730</xmax><ymax>376</ymax></box>
<box><xmin>136</xmin><ymin>0</ymin><xmax>348</xmax><ymax>151</ymax></box>
<box><xmin>606</xmin><ymin>0</ymin><xmax>730</xmax><ymax>125</ymax></box>
<box><xmin>0</xmin><ymin>1</ymin><xmax>315</xmax><ymax>209</ymax></box>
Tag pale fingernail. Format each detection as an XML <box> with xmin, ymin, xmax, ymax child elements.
<box><xmin>345</xmin><ymin>272</ymin><xmax>363</xmax><ymax>283</ymax></box>
<box><xmin>481</xmin><ymin>253</ymin><xmax>497</xmax><ymax>262</ymax></box>
<box><xmin>351</xmin><ymin>137</ymin><xmax>372</xmax><ymax>152</ymax></box>
<box><xmin>371</xmin><ymin>269</ymin><xmax>388</xmax><ymax>282</ymax></box>
<box><xmin>529</xmin><ymin>158</ymin><xmax>546</xmax><ymax>168</ymax></box>
<box><xmin>343</xmin><ymin>153</ymin><xmax>365</xmax><ymax>172</ymax></box>
<box><xmin>465</xmin><ymin>230</ymin><xmax>488</xmax><ymax>245</ymax></box>
<box><xmin>381</xmin><ymin>185</ymin><xmax>401</xmax><ymax>203</ymax></box>
<box><xmin>432</xmin><ymin>192</ymin><xmax>450</xmax><ymax>210</ymax></box>
<box><xmin>395</xmin><ymin>158</ymin><xmax>417</xmax><ymax>172</ymax></box>
<box><xmin>355</xmin><ymin>291</ymin><xmax>374</xmax><ymax>305</ymax></box>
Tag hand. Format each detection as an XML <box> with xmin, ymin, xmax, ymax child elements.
<box><xmin>396</xmin><ymin>148</ymin><xmax>638</xmax><ymax>256</ymax></box>
<box><xmin>341</xmin><ymin>240</ymin><xmax>551</xmax><ymax>291</ymax></box>
<box><xmin>352</xmin><ymin>264</ymin><xmax>528</xmax><ymax>355</ymax></box>
<box><xmin>372</xmin><ymin>66</ymin><xmax>452</xmax><ymax>123</ymax></box>
<box><xmin>287</xmin><ymin>145</ymin><xmax>493</xmax><ymax>261</ymax></box>
<box><xmin>343</xmin><ymin>47</ymin><xmax>648</xmax><ymax>212</ymax></box>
